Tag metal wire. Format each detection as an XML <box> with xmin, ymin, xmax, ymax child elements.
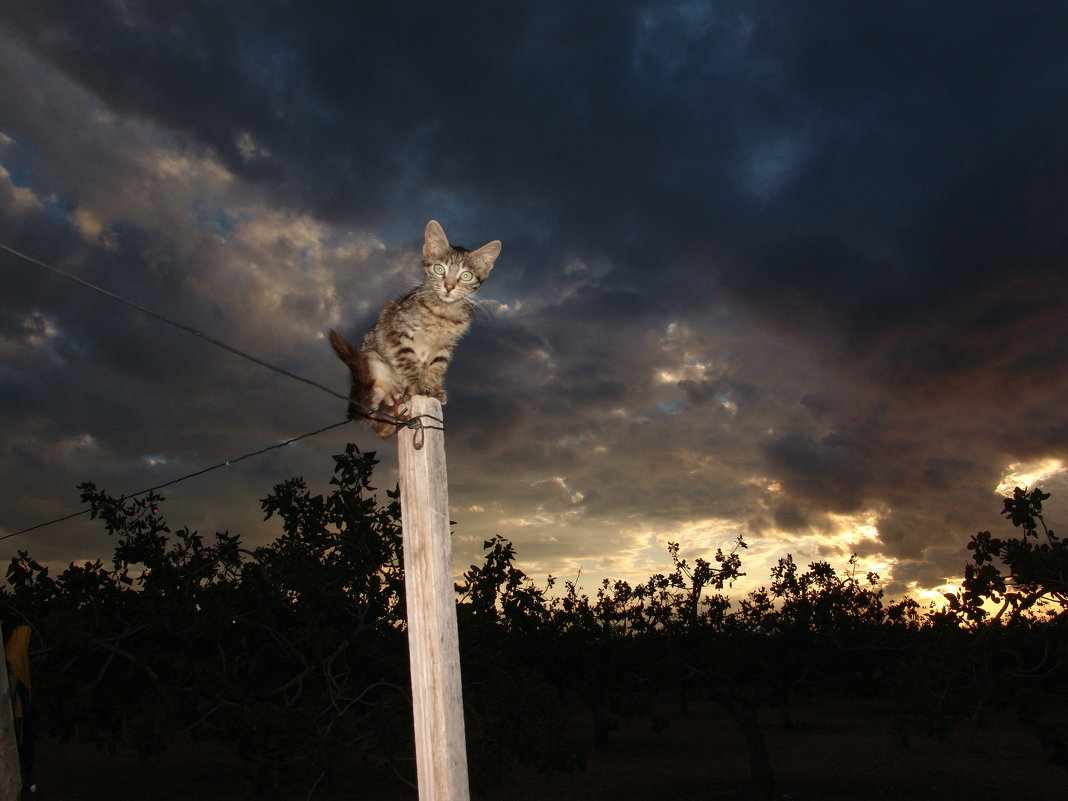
<box><xmin>0</xmin><ymin>242</ymin><xmax>447</xmax><ymax>539</ymax></box>
<box><xmin>0</xmin><ymin>419</ymin><xmax>355</xmax><ymax>541</ymax></box>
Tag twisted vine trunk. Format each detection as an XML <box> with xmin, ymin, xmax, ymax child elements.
<box><xmin>713</xmin><ymin>686</ymin><xmax>776</xmax><ymax>801</ymax></box>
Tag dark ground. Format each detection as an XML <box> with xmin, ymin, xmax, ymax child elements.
<box><xmin>26</xmin><ymin>695</ymin><xmax>1068</xmax><ymax>801</ymax></box>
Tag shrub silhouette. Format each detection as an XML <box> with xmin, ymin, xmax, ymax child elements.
<box><xmin>5</xmin><ymin>451</ymin><xmax>1068</xmax><ymax>799</ymax></box>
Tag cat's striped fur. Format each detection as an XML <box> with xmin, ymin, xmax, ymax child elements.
<box><xmin>329</xmin><ymin>219</ymin><xmax>501</xmax><ymax>438</ymax></box>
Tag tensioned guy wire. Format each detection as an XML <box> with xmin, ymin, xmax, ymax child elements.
<box><xmin>0</xmin><ymin>242</ymin><xmax>445</xmax><ymax>539</ymax></box>
<box><xmin>0</xmin><ymin>242</ymin><xmax>430</xmax><ymax>426</ymax></box>
<box><xmin>0</xmin><ymin>418</ymin><xmax>354</xmax><ymax>541</ymax></box>
<box><xmin>1</xmin><ymin>243</ymin><xmax>352</xmax><ymax>403</ymax></box>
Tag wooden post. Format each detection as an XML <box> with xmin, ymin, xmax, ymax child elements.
<box><xmin>0</xmin><ymin>624</ymin><xmax>22</xmax><ymax>801</ymax></box>
<box><xmin>398</xmin><ymin>395</ymin><xmax>470</xmax><ymax>801</ymax></box>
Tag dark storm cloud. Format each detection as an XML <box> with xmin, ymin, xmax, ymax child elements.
<box><xmin>8</xmin><ymin>2</ymin><xmax>1068</xmax><ymax>267</ymax></box>
<box><xmin>715</xmin><ymin>6</ymin><xmax>1068</xmax><ymax>344</ymax></box>
<box><xmin>764</xmin><ymin>432</ymin><xmax>872</xmax><ymax>513</ymax></box>
<box><xmin>2</xmin><ymin>1</ymin><xmax>1068</xmax><ymax>596</ymax></box>
<box><xmin>5</xmin><ymin>0</ymin><xmax>764</xmax><ymax>272</ymax></box>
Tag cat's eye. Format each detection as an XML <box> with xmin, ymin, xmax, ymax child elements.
<box><xmin>460</xmin><ymin>270</ymin><xmax>473</xmax><ymax>281</ymax></box>
<box><xmin>433</xmin><ymin>264</ymin><xmax>446</xmax><ymax>275</ymax></box>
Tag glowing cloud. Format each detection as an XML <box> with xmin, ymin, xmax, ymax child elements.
<box><xmin>996</xmin><ymin>459</ymin><xmax>1066</xmax><ymax>496</ymax></box>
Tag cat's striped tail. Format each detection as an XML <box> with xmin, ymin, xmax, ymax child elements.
<box><xmin>328</xmin><ymin>330</ymin><xmax>376</xmax><ymax>420</ymax></box>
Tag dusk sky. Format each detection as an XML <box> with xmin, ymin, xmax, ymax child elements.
<box><xmin>2</xmin><ymin>2</ymin><xmax>1067</xmax><ymax>602</ymax></box>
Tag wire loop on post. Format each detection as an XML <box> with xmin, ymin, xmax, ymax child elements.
<box><xmin>398</xmin><ymin>413</ymin><xmax>446</xmax><ymax>450</ymax></box>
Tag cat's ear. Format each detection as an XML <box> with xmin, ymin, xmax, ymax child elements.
<box><xmin>469</xmin><ymin>240</ymin><xmax>502</xmax><ymax>276</ymax></box>
<box><xmin>424</xmin><ymin>220</ymin><xmax>450</xmax><ymax>262</ymax></box>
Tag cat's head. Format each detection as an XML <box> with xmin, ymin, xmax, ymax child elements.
<box><xmin>422</xmin><ymin>219</ymin><xmax>501</xmax><ymax>304</ymax></box>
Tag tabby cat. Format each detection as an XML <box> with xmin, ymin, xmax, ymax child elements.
<box><xmin>329</xmin><ymin>219</ymin><xmax>501</xmax><ymax>438</ymax></box>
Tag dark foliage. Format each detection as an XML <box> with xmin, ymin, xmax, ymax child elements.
<box><xmin>5</xmin><ymin>445</ymin><xmax>412</xmax><ymax>793</ymax></box>
<box><xmin>3</xmin><ymin>450</ymin><xmax>1067</xmax><ymax>800</ymax></box>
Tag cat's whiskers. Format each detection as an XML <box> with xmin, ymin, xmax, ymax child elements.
<box><xmin>467</xmin><ymin>295</ymin><xmax>494</xmax><ymax>320</ymax></box>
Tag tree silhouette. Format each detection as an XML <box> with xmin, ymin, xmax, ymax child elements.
<box><xmin>5</xmin><ymin>460</ymin><xmax>1068</xmax><ymax>799</ymax></box>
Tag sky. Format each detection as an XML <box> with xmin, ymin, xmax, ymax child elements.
<box><xmin>2</xmin><ymin>1</ymin><xmax>1068</xmax><ymax>602</ymax></box>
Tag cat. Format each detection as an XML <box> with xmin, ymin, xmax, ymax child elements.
<box><xmin>329</xmin><ymin>219</ymin><xmax>501</xmax><ymax>438</ymax></box>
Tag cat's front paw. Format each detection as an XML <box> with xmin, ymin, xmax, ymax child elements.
<box><xmin>419</xmin><ymin>385</ymin><xmax>447</xmax><ymax>404</ymax></box>
<box><xmin>376</xmin><ymin>389</ymin><xmax>406</xmax><ymax>410</ymax></box>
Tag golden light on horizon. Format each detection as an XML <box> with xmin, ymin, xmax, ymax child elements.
<box><xmin>995</xmin><ymin>458</ymin><xmax>1065</xmax><ymax>496</ymax></box>
<box><xmin>825</xmin><ymin>509</ymin><xmax>881</xmax><ymax>544</ymax></box>
<box><xmin>906</xmin><ymin>581</ymin><xmax>960</xmax><ymax>609</ymax></box>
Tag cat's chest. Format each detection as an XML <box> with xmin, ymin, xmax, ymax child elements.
<box><xmin>375</xmin><ymin>291</ymin><xmax>471</xmax><ymax>365</ymax></box>
<box><xmin>406</xmin><ymin>323</ymin><xmax>459</xmax><ymax>362</ymax></box>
